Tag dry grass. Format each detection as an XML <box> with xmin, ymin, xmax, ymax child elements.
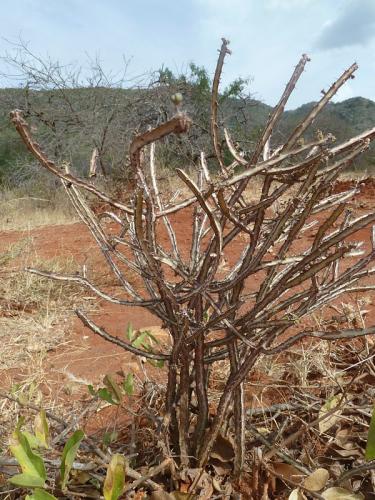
<box><xmin>0</xmin><ymin>237</ymin><xmax>98</xmax><ymax>450</ymax></box>
<box><xmin>0</xmin><ymin>166</ymin><xmax>369</xmax><ymax>232</ymax></box>
<box><xmin>0</xmin><ymin>187</ymin><xmax>77</xmax><ymax>231</ymax></box>
<box><xmin>0</xmin><ymin>238</ymin><xmax>91</xmax><ymax>370</ymax></box>
<box><xmin>338</xmin><ymin>169</ymin><xmax>373</xmax><ymax>181</ymax></box>
<box><xmin>157</xmin><ymin>165</ymin><xmax>197</xmax><ymax>202</ymax></box>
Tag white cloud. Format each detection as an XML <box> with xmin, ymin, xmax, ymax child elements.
<box><xmin>265</xmin><ymin>0</ymin><xmax>313</xmax><ymax>9</ymax></box>
<box><xmin>0</xmin><ymin>0</ymin><xmax>373</xmax><ymax>107</ymax></box>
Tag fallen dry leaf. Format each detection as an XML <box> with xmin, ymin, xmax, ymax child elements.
<box><xmin>210</xmin><ymin>434</ymin><xmax>235</xmax><ymax>463</ymax></box>
<box><xmin>303</xmin><ymin>468</ymin><xmax>329</xmax><ymax>492</ymax></box>
<box><xmin>319</xmin><ymin>395</ymin><xmax>343</xmax><ymax>434</ymax></box>
<box><xmin>334</xmin><ymin>442</ymin><xmax>362</xmax><ymax>459</ymax></box>
<box><xmin>270</xmin><ymin>462</ymin><xmax>306</xmax><ymax>484</ymax></box>
<box><xmin>288</xmin><ymin>488</ymin><xmax>307</xmax><ymax>500</ymax></box>
<box><xmin>321</xmin><ymin>487</ymin><xmax>364</xmax><ymax>499</ymax></box>
<box><xmin>335</xmin><ymin>428</ymin><xmax>350</xmax><ymax>447</ymax></box>
<box><xmin>211</xmin><ymin>461</ymin><xmax>232</xmax><ymax>476</ymax></box>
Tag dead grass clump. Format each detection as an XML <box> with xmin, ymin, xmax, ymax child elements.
<box><xmin>0</xmin><ymin>239</ymin><xmax>91</xmax><ymax>370</ymax></box>
<box><xmin>1</xmin><ymin>243</ymin><xmax>83</xmax><ymax>312</ymax></box>
<box><xmin>0</xmin><ymin>316</ymin><xmax>67</xmax><ymax>370</ymax></box>
<box><xmin>339</xmin><ymin>169</ymin><xmax>372</xmax><ymax>182</ymax></box>
<box><xmin>0</xmin><ymin>186</ymin><xmax>77</xmax><ymax>231</ymax></box>
<box><xmin>155</xmin><ymin>164</ymin><xmax>197</xmax><ymax>203</ymax></box>
<box><xmin>0</xmin><ymin>238</ymin><xmax>96</xmax><ymax>448</ymax></box>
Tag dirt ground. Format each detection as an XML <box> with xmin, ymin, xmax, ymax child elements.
<box><xmin>1</xmin><ymin>178</ymin><xmax>375</xmax><ymax>432</ymax></box>
<box><xmin>0</xmin><ymin>177</ymin><xmax>375</xmax><ymax>499</ymax></box>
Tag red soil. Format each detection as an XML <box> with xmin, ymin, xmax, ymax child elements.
<box><xmin>1</xmin><ymin>182</ymin><xmax>375</xmax><ymax>430</ymax></box>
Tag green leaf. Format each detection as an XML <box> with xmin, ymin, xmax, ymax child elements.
<box><xmin>88</xmin><ymin>384</ymin><xmax>119</xmax><ymax>405</ymax></box>
<box><xmin>122</xmin><ymin>373</ymin><xmax>134</xmax><ymax>396</ymax></box>
<box><xmin>9</xmin><ymin>430</ymin><xmax>46</xmax><ymax>487</ymax></box>
<box><xmin>25</xmin><ymin>488</ymin><xmax>58</xmax><ymax>499</ymax></box>
<box><xmin>103</xmin><ymin>454</ymin><xmax>125</xmax><ymax>500</ymax></box>
<box><xmin>88</xmin><ymin>384</ymin><xmax>97</xmax><ymax>397</ymax></box>
<box><xmin>131</xmin><ymin>331</ymin><xmax>150</xmax><ymax>349</ymax></box>
<box><xmin>147</xmin><ymin>359</ymin><xmax>165</xmax><ymax>369</ymax></box>
<box><xmin>103</xmin><ymin>431</ymin><xmax>118</xmax><ymax>447</ymax></box>
<box><xmin>97</xmin><ymin>388</ymin><xmax>119</xmax><ymax>405</ymax></box>
<box><xmin>126</xmin><ymin>323</ymin><xmax>134</xmax><ymax>341</ymax></box>
<box><xmin>60</xmin><ymin>430</ymin><xmax>84</xmax><ymax>490</ymax></box>
<box><xmin>9</xmin><ymin>472</ymin><xmax>45</xmax><ymax>488</ymax></box>
<box><xmin>365</xmin><ymin>406</ymin><xmax>375</xmax><ymax>460</ymax></box>
<box><xmin>34</xmin><ymin>410</ymin><xmax>49</xmax><ymax>448</ymax></box>
<box><xmin>23</xmin><ymin>431</ymin><xmax>43</xmax><ymax>450</ymax></box>
<box><xmin>141</xmin><ymin>331</ymin><xmax>159</xmax><ymax>345</ymax></box>
<box><xmin>103</xmin><ymin>374</ymin><xmax>123</xmax><ymax>403</ymax></box>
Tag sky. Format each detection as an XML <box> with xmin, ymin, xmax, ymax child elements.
<box><xmin>0</xmin><ymin>0</ymin><xmax>374</xmax><ymax>109</ymax></box>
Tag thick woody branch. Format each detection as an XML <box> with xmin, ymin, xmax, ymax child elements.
<box><xmin>262</xmin><ymin>326</ymin><xmax>375</xmax><ymax>355</ymax></box>
<box><xmin>251</xmin><ymin>54</ymin><xmax>310</xmax><ymax>163</ymax></box>
<box><xmin>281</xmin><ymin>62</ymin><xmax>358</xmax><ymax>153</ymax></box>
<box><xmin>129</xmin><ymin>114</ymin><xmax>191</xmax><ymax>175</ymax></box>
<box><xmin>211</xmin><ymin>38</ymin><xmax>231</xmax><ymax>173</ymax></box>
<box><xmin>231</xmin><ymin>53</ymin><xmax>310</xmax><ymax>204</ymax></box>
<box><xmin>26</xmin><ymin>268</ymin><xmax>158</xmax><ymax>307</ymax></box>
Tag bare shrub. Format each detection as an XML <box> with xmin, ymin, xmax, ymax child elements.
<box><xmin>10</xmin><ymin>39</ymin><xmax>375</xmax><ymax>477</ymax></box>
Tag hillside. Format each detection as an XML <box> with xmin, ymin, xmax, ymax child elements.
<box><xmin>281</xmin><ymin>97</ymin><xmax>375</xmax><ymax>141</ymax></box>
<box><xmin>0</xmin><ymin>88</ymin><xmax>374</xmax><ymax>185</ymax></box>
<box><xmin>282</xmin><ymin>97</ymin><xmax>375</xmax><ymax>168</ymax></box>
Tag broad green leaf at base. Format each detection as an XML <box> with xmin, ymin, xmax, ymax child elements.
<box><xmin>26</xmin><ymin>488</ymin><xmax>58</xmax><ymax>499</ymax></box>
<box><xmin>9</xmin><ymin>472</ymin><xmax>45</xmax><ymax>488</ymax></box>
<box><xmin>103</xmin><ymin>454</ymin><xmax>125</xmax><ymax>500</ymax></box>
<box><xmin>60</xmin><ymin>430</ymin><xmax>85</xmax><ymax>490</ymax></box>
<box><xmin>9</xmin><ymin>429</ymin><xmax>46</xmax><ymax>487</ymax></box>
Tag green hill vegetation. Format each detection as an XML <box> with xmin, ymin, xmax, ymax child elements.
<box><xmin>0</xmin><ymin>77</ymin><xmax>374</xmax><ymax>189</ymax></box>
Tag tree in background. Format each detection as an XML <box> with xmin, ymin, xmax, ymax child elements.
<box><xmin>0</xmin><ymin>41</ymin><xmax>253</xmax><ymax>192</ymax></box>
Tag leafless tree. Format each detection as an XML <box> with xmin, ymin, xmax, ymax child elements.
<box><xmin>1</xmin><ymin>40</ymin><xmax>253</xmax><ymax>189</ymax></box>
<box><xmin>10</xmin><ymin>39</ymin><xmax>375</xmax><ymax>477</ymax></box>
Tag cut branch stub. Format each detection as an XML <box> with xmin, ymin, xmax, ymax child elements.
<box><xmin>129</xmin><ymin>114</ymin><xmax>192</xmax><ymax>181</ymax></box>
<box><xmin>211</xmin><ymin>37</ymin><xmax>232</xmax><ymax>174</ymax></box>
